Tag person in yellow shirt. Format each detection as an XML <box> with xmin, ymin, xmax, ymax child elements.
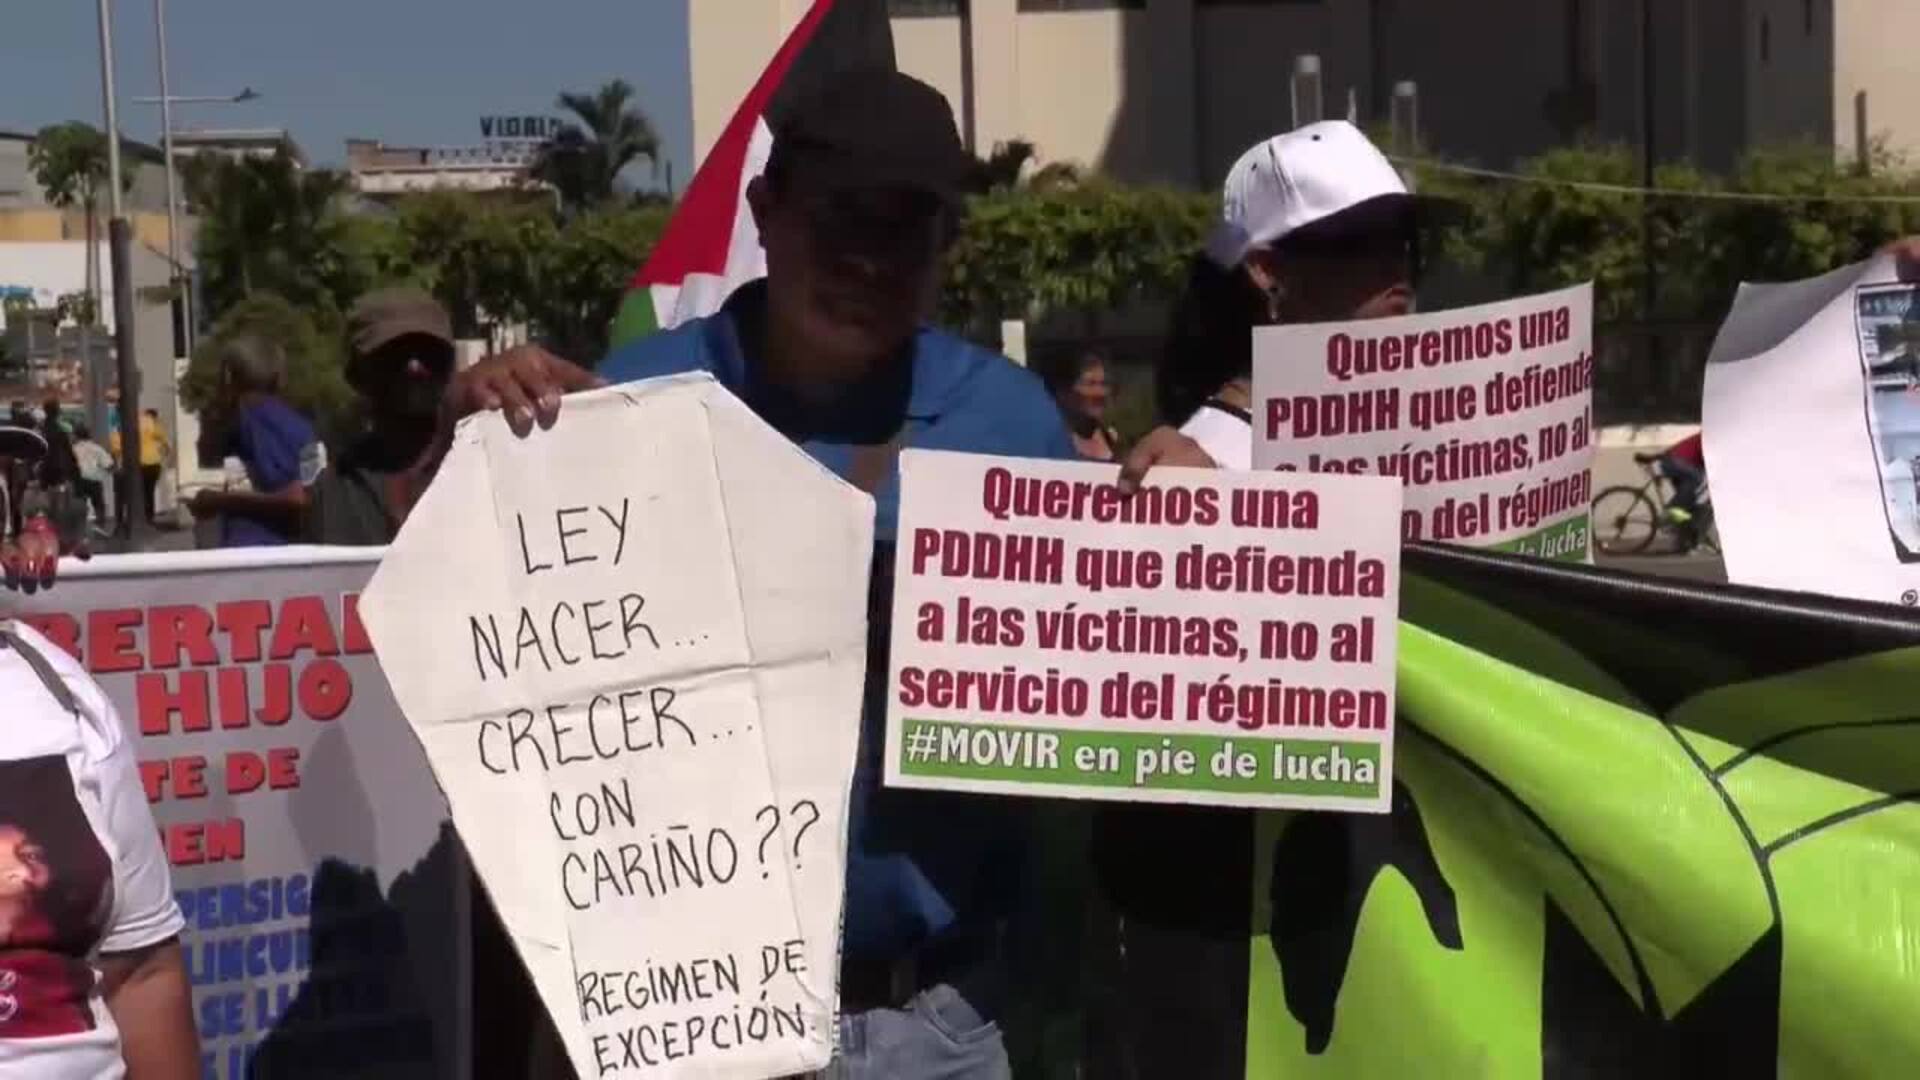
<box><xmin>108</xmin><ymin>410</ymin><xmax>170</xmax><ymax>524</ymax></box>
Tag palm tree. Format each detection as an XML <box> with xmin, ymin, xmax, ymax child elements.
<box><xmin>967</xmin><ymin>139</ymin><xmax>1083</xmax><ymax>194</ymax></box>
<box><xmin>28</xmin><ymin>123</ymin><xmax>118</xmax><ymax>390</ymax></box>
<box><xmin>532</xmin><ymin>79</ymin><xmax>661</xmax><ymax>213</ymax></box>
<box><xmin>969</xmin><ymin>140</ymin><xmax>1037</xmax><ymax>193</ymax></box>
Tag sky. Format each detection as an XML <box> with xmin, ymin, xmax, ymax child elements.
<box><xmin>0</xmin><ymin>0</ymin><xmax>692</xmax><ymax>188</ymax></box>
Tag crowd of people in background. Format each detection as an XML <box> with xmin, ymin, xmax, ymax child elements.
<box><xmin>184</xmin><ymin>285</ymin><xmax>456</xmax><ymax>549</ymax></box>
<box><xmin>0</xmin><ymin>393</ymin><xmax>166</xmax><ymax>543</ymax></box>
<box><xmin>0</xmin><ymin>278</ymin><xmax>463</xmax><ymax>558</ymax></box>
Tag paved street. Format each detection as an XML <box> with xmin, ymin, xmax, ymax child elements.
<box><xmin>89</xmin><ymin>521</ymin><xmax>198</xmax><ymax>556</ymax></box>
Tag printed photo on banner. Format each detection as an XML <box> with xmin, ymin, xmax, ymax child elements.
<box><xmin>885</xmin><ymin>449</ymin><xmax>1402</xmax><ymax>813</ymax></box>
<box><xmin>1253</xmin><ymin>283</ymin><xmax>1595</xmax><ymax>561</ymax></box>
<box><xmin>361</xmin><ymin>374</ymin><xmax>870</xmax><ymax>1080</ymax></box>
<box><xmin>1854</xmin><ymin>285</ymin><xmax>1920</xmax><ymax>562</ymax></box>
<box><xmin>1705</xmin><ymin>253</ymin><xmax>1920</xmax><ymax>605</ymax></box>
<box><xmin>9</xmin><ymin>549</ymin><xmax>465</xmax><ymax>1080</ymax></box>
<box><xmin>0</xmin><ymin>756</ymin><xmax>110</xmax><ymax>1040</ymax></box>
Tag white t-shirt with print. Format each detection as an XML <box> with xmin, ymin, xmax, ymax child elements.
<box><xmin>0</xmin><ymin>621</ymin><xmax>184</xmax><ymax>1080</ymax></box>
<box><xmin>1179</xmin><ymin>402</ymin><xmax>1253</xmax><ymax>469</ymax></box>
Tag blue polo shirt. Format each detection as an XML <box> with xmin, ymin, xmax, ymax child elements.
<box><xmin>225</xmin><ymin>396</ymin><xmax>320</xmax><ymax>548</ymax></box>
<box><xmin>600</xmin><ymin>283</ymin><xmax>1076</xmax><ymax>963</ymax></box>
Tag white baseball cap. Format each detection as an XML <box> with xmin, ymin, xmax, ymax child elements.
<box><xmin>1205</xmin><ymin>121</ymin><xmax>1421</xmax><ymax>268</ymax></box>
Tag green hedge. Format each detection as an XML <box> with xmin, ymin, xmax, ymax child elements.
<box><xmin>190</xmin><ymin>142</ymin><xmax>1920</xmax><ymax>428</ymax></box>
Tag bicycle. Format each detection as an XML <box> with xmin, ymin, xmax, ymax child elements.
<box><xmin>1591</xmin><ymin>452</ymin><xmax>1719</xmax><ymax>556</ymax></box>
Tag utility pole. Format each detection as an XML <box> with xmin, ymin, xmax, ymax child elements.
<box><xmin>153</xmin><ymin>0</ymin><xmax>189</xmax><ymax>356</ymax></box>
<box><xmin>98</xmin><ymin>0</ymin><xmax>146</xmax><ymax>536</ymax></box>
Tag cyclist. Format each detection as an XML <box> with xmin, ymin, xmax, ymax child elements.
<box><xmin>1658</xmin><ymin>431</ymin><xmax>1706</xmax><ymax>528</ymax></box>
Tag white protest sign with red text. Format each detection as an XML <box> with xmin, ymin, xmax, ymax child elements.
<box><xmin>885</xmin><ymin>451</ymin><xmax>1401</xmax><ymax>813</ymax></box>
<box><xmin>361</xmin><ymin>373</ymin><xmax>871</xmax><ymax>1080</ymax></box>
<box><xmin>1255</xmin><ymin>283</ymin><xmax>1594</xmax><ymax>560</ymax></box>
<box><xmin>11</xmin><ymin>548</ymin><xmax>465</xmax><ymax>1080</ymax></box>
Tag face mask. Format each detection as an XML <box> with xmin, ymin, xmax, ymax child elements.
<box><xmin>388</xmin><ymin>376</ymin><xmax>447</xmax><ymax>424</ymax></box>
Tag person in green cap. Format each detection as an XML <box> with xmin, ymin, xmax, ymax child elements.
<box><xmin>303</xmin><ymin>287</ymin><xmax>458</xmax><ymax>546</ymax></box>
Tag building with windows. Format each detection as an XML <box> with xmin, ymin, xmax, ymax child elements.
<box><xmin>0</xmin><ymin>130</ymin><xmax>175</xmax><ymax>246</ymax></box>
<box><xmin>171</xmin><ymin>128</ymin><xmax>305</xmax><ymax>165</ymax></box>
<box><xmin>690</xmin><ymin>0</ymin><xmax>1920</xmax><ymax>188</ymax></box>
<box><xmin>345</xmin><ymin>138</ymin><xmax>540</xmax><ymax>199</ymax></box>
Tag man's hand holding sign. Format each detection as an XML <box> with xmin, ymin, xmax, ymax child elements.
<box><xmin>361</xmin><ymin>376</ymin><xmax>872</xmax><ymax>1078</ymax></box>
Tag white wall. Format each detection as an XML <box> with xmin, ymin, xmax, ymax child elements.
<box><xmin>1833</xmin><ymin>0</ymin><xmax>1920</xmax><ymax>166</ymax></box>
<box><xmin>893</xmin><ymin>13</ymin><xmax>969</xmax><ymax>147</ymax></box>
<box><xmin>688</xmin><ymin>0</ymin><xmax>793</xmax><ymax>165</ymax></box>
<box><xmin>896</xmin><ymin>3</ymin><xmax>1194</xmax><ymax>186</ymax></box>
<box><xmin>1012</xmin><ymin>10</ymin><xmax>1138</xmax><ymax>176</ymax></box>
<box><xmin>0</xmin><ymin>242</ymin><xmax>112</xmax><ymax>330</ymax></box>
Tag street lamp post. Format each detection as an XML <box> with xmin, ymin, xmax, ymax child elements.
<box><xmin>128</xmin><ymin>81</ymin><xmax>263</xmax><ymax>356</ymax></box>
<box><xmin>152</xmin><ymin>0</ymin><xmax>183</xmax><ymax>353</ymax></box>
<box><xmin>96</xmin><ymin>0</ymin><xmax>145</xmax><ymax>537</ymax></box>
<box><xmin>134</xmin><ymin>0</ymin><xmax>260</xmax><ymax>363</ymax></box>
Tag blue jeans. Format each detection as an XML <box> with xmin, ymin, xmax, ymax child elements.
<box><xmin>1661</xmin><ymin>455</ymin><xmax>1705</xmax><ymax>513</ymax></box>
<box><xmin>822</xmin><ymin>984</ymin><xmax>1011</xmax><ymax>1079</ymax></box>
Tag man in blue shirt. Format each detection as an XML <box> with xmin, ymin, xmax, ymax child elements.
<box><xmin>441</xmin><ymin>69</ymin><xmax>1208</xmax><ymax>1078</ymax></box>
<box><xmin>188</xmin><ymin>334</ymin><xmax>321</xmax><ymax>547</ymax></box>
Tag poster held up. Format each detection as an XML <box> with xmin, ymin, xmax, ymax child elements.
<box><xmin>360</xmin><ymin>374</ymin><xmax>873</xmax><ymax>1079</ymax></box>
<box><xmin>885</xmin><ymin>450</ymin><xmax>1401</xmax><ymax>813</ymax></box>
<box><xmin>1704</xmin><ymin>253</ymin><xmax>1920</xmax><ymax>606</ymax></box>
<box><xmin>1254</xmin><ymin>283</ymin><xmax>1595</xmax><ymax>561</ymax></box>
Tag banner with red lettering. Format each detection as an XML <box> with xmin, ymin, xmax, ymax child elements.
<box><xmin>885</xmin><ymin>451</ymin><xmax>1403</xmax><ymax>811</ymax></box>
<box><xmin>1254</xmin><ymin>284</ymin><xmax>1594</xmax><ymax>561</ymax></box>
<box><xmin>12</xmin><ymin>547</ymin><xmax>465</xmax><ymax>1080</ymax></box>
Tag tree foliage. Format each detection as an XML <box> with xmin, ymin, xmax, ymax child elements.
<box><xmin>346</xmin><ymin>192</ymin><xmax>670</xmax><ymax>361</ymax></box>
<box><xmin>29</xmin><ymin>122</ymin><xmax>127</xmax><ymax>337</ymax></box>
<box><xmin>182</xmin><ymin>127</ymin><xmax>1920</xmax><ymax>438</ymax></box>
<box><xmin>27</xmin><ymin>123</ymin><xmax>114</xmax><ymax>215</ymax></box>
<box><xmin>941</xmin><ymin>183</ymin><xmax>1212</xmax><ymax>332</ymax></box>
<box><xmin>1416</xmin><ymin>142</ymin><xmax>1920</xmax><ymax>324</ymax></box>
<box><xmin>181</xmin><ymin>151</ymin><xmax>359</xmax><ymax>318</ymax></box>
<box><xmin>525</xmin><ymin>204</ymin><xmax>670</xmax><ymax>361</ymax></box>
<box><xmin>532</xmin><ymin>79</ymin><xmax>662</xmax><ymax>214</ymax></box>
<box><xmin>180</xmin><ymin>293</ymin><xmax>358</xmax><ymax>444</ymax></box>
<box><xmin>968</xmin><ymin>139</ymin><xmax>1085</xmax><ymax>195</ymax></box>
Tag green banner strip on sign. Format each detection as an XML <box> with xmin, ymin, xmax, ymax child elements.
<box><xmin>1487</xmin><ymin>513</ymin><xmax>1591</xmax><ymax>562</ymax></box>
<box><xmin>896</xmin><ymin>719</ymin><xmax>1382</xmax><ymax>798</ymax></box>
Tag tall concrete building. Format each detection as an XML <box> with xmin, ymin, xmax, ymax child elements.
<box><xmin>688</xmin><ymin>0</ymin><xmax>1920</xmax><ymax>188</ymax></box>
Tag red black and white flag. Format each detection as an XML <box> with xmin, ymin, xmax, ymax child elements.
<box><xmin>608</xmin><ymin>0</ymin><xmax>894</xmax><ymax>349</ymax></box>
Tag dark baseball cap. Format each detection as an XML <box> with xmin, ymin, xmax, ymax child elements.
<box><xmin>348</xmin><ymin>287</ymin><xmax>453</xmax><ymax>361</ymax></box>
<box><xmin>770</xmin><ymin>68</ymin><xmax>970</xmax><ymax>208</ymax></box>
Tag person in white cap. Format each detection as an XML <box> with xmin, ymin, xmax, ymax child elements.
<box><xmin>1159</xmin><ymin>120</ymin><xmax>1441</xmax><ymax>469</ymax></box>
